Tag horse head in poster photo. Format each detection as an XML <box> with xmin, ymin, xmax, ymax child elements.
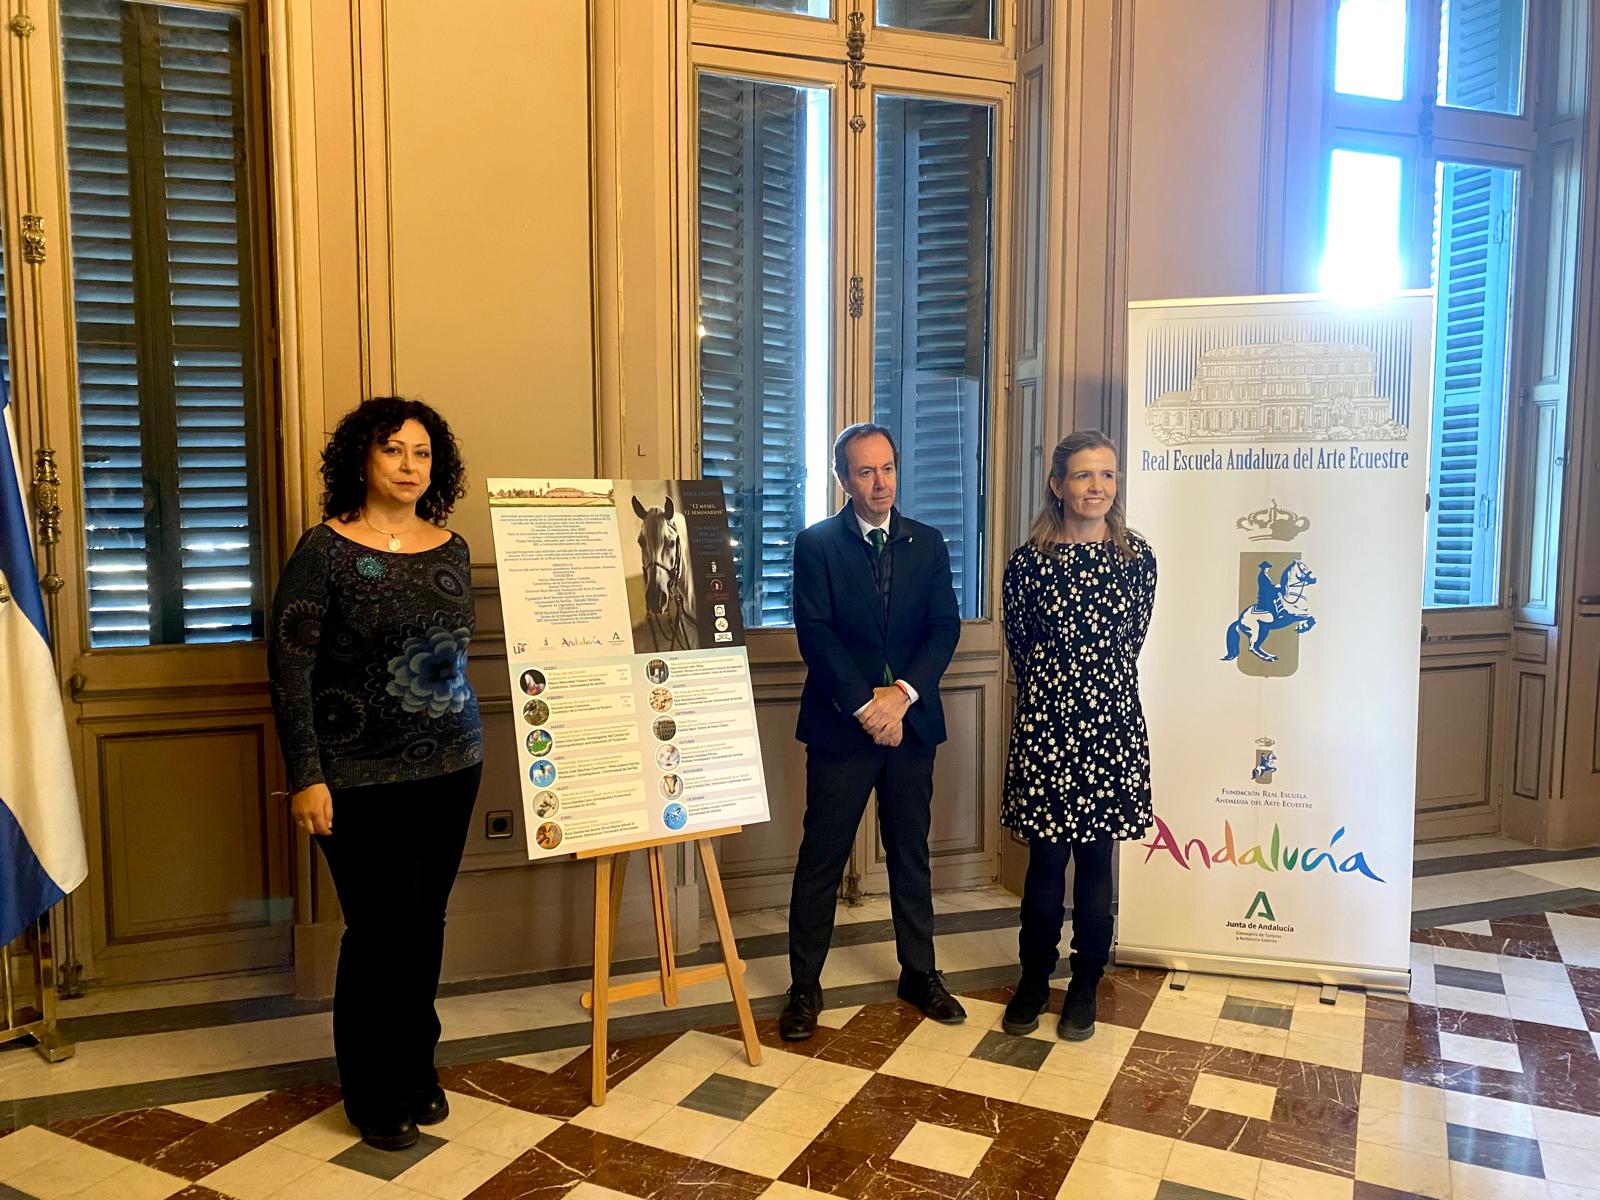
<box><xmin>630</xmin><ymin>492</ymin><xmax>698</xmax><ymax>653</ymax></box>
<box><xmin>1222</xmin><ymin>558</ymin><xmax>1318</xmax><ymax>664</ymax></box>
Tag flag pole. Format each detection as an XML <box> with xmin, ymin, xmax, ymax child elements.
<box><xmin>0</xmin><ymin>916</ymin><xmax>74</xmax><ymax>1061</ymax></box>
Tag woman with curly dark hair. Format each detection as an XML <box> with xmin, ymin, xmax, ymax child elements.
<box><xmin>268</xmin><ymin>396</ymin><xmax>482</xmax><ymax>1151</ymax></box>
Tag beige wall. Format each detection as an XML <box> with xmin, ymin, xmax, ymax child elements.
<box><xmin>1129</xmin><ymin>0</ymin><xmax>1275</xmax><ymax>302</ymax></box>
<box><xmin>272</xmin><ymin>0</ymin><xmax>674</xmax><ymax>991</ymax></box>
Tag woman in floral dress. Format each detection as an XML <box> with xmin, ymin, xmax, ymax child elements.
<box><xmin>269</xmin><ymin>397</ymin><xmax>481</xmax><ymax>1150</ymax></box>
<box><xmin>1000</xmin><ymin>430</ymin><xmax>1157</xmax><ymax>1041</ymax></box>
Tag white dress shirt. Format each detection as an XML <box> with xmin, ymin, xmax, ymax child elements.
<box><xmin>851</xmin><ymin>510</ymin><xmax>919</xmax><ymax>715</ymax></box>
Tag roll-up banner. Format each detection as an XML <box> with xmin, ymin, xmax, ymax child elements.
<box><xmin>1117</xmin><ymin>293</ymin><xmax>1434</xmax><ymax>990</ymax></box>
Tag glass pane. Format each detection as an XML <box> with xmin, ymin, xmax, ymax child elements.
<box><xmin>1334</xmin><ymin>0</ymin><xmax>1408</xmax><ymax>101</ymax></box>
<box><xmin>872</xmin><ymin>93</ymin><xmax>994</xmax><ymax>620</ymax></box>
<box><xmin>1438</xmin><ymin>0</ymin><xmax>1526</xmax><ymax>115</ymax></box>
<box><xmin>877</xmin><ymin>0</ymin><xmax>994</xmax><ymax>40</ymax></box>
<box><xmin>1424</xmin><ymin>161</ymin><xmax>1516</xmax><ymax>608</ymax></box>
<box><xmin>711</xmin><ymin>0</ymin><xmax>830</xmax><ymax>16</ymax></box>
<box><xmin>697</xmin><ymin>73</ymin><xmax>832</xmax><ymax>629</ymax></box>
<box><xmin>61</xmin><ymin>0</ymin><xmax>266</xmax><ymax>647</ymax></box>
<box><xmin>1320</xmin><ymin>148</ymin><xmax>1404</xmax><ymax>295</ymax></box>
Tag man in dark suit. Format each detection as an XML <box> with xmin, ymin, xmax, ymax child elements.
<box><xmin>780</xmin><ymin>423</ymin><xmax>964</xmax><ymax>1041</ymax></box>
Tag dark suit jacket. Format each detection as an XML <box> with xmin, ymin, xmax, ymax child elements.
<box><xmin>793</xmin><ymin>503</ymin><xmax>961</xmax><ymax>750</ymax></box>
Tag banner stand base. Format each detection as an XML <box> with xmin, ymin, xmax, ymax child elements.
<box><xmin>578</xmin><ymin>826</ymin><xmax>761</xmax><ymax>1106</ymax></box>
<box><xmin>1116</xmin><ymin>943</ymin><xmax>1410</xmax><ymax>995</ymax></box>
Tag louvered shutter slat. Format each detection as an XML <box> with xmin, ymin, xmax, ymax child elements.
<box><xmin>62</xmin><ymin>0</ymin><xmax>263</xmax><ymax>646</ymax></box>
<box><xmin>1425</xmin><ymin>162</ymin><xmax>1515</xmax><ymax>607</ymax></box>
<box><xmin>697</xmin><ymin>73</ymin><xmax>814</xmax><ymax>627</ymax></box>
<box><xmin>872</xmin><ymin>96</ymin><xmax>992</xmax><ymax>619</ymax></box>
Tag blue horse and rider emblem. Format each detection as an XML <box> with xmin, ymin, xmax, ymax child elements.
<box><xmin>1223</xmin><ymin>558</ymin><xmax>1318</xmax><ymax>665</ymax></box>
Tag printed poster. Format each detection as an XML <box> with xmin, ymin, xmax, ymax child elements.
<box><xmin>488</xmin><ymin>479</ymin><xmax>770</xmax><ymax>859</ymax></box>
<box><xmin>1118</xmin><ymin>293</ymin><xmax>1433</xmax><ymax>988</ymax></box>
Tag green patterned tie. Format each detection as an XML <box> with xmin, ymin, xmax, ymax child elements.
<box><xmin>869</xmin><ymin>528</ymin><xmax>892</xmax><ymax>684</ymax></box>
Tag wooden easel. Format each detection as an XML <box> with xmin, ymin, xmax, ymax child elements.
<box><xmin>578</xmin><ymin>825</ymin><xmax>761</xmax><ymax>1105</ymax></box>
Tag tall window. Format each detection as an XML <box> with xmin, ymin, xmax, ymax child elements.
<box><xmin>1323</xmin><ymin>0</ymin><xmax>1526</xmax><ymax>609</ymax></box>
<box><xmin>872</xmin><ymin>95</ymin><xmax>994</xmax><ymax>618</ymax></box>
<box><xmin>693</xmin><ymin>1</ymin><xmax>1003</xmax><ymax>628</ymax></box>
<box><xmin>61</xmin><ymin>0</ymin><xmax>268</xmax><ymax>647</ymax></box>
<box><xmin>697</xmin><ymin>75</ymin><xmax>832</xmax><ymax>627</ymax></box>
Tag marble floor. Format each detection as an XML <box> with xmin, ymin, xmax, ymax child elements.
<box><xmin>3</xmin><ymin>836</ymin><xmax>1600</xmax><ymax>1198</ymax></box>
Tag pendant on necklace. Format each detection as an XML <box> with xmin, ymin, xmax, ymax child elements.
<box><xmin>387</xmin><ymin>536</ymin><xmax>402</xmax><ymax>552</ymax></box>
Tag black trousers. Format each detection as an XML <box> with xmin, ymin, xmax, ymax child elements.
<box><xmin>1019</xmin><ymin>835</ymin><xmax>1115</xmax><ymax>982</ymax></box>
<box><xmin>788</xmin><ymin>736</ymin><xmax>936</xmax><ymax>986</ymax></box>
<box><xmin>316</xmin><ymin>763</ymin><xmax>481</xmax><ymax>1124</ymax></box>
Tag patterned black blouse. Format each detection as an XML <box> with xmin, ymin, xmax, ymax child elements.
<box><xmin>268</xmin><ymin>524</ymin><xmax>483</xmax><ymax>792</ymax></box>
<box><xmin>1001</xmin><ymin>536</ymin><xmax>1157</xmax><ymax>844</ymax></box>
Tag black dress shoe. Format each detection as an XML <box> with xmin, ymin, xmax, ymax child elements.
<box><xmin>897</xmin><ymin>970</ymin><xmax>966</xmax><ymax>1025</ymax></box>
<box><xmin>411</xmin><ymin>1087</ymin><xmax>449</xmax><ymax>1126</ymax></box>
<box><xmin>1059</xmin><ymin>974</ymin><xmax>1098</xmax><ymax>1041</ymax></box>
<box><xmin>1001</xmin><ymin>975</ymin><xmax>1051</xmax><ymax>1035</ymax></box>
<box><xmin>358</xmin><ymin>1115</ymin><xmax>420</xmax><ymax>1151</ymax></box>
<box><xmin>779</xmin><ymin>983</ymin><xmax>823</xmax><ymax>1042</ymax></box>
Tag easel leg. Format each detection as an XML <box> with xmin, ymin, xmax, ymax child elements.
<box><xmin>647</xmin><ymin>846</ymin><xmax>679</xmax><ymax>1007</ymax></box>
<box><xmin>610</xmin><ymin>852</ymin><xmax>630</xmax><ymax>949</ymax></box>
<box><xmin>591</xmin><ymin>855</ymin><xmax>613</xmax><ymax>1106</ymax></box>
<box><xmin>697</xmin><ymin>839</ymin><xmax>761</xmax><ymax>1066</ymax></box>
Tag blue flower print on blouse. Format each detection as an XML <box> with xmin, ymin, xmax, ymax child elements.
<box><xmin>386</xmin><ymin>626</ymin><xmax>472</xmax><ymax>718</ymax></box>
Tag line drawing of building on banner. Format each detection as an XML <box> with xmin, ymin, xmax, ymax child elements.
<box><xmin>1145</xmin><ymin>341</ymin><xmax>1411</xmax><ymax>447</ymax></box>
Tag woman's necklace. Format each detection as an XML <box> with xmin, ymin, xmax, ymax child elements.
<box><xmin>363</xmin><ymin>511</ymin><xmax>411</xmax><ymax>552</ymax></box>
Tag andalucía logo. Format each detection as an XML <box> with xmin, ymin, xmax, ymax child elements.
<box><xmin>1142</xmin><ymin>815</ymin><xmax>1385</xmax><ymax>882</ymax></box>
<box><xmin>1244</xmin><ymin>891</ymin><xmax>1275</xmax><ymax>921</ymax></box>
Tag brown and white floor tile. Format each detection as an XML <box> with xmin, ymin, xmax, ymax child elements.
<box><xmin>14</xmin><ymin>851</ymin><xmax>1600</xmax><ymax>1197</ymax></box>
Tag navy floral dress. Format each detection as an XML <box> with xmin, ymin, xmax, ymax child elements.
<box><xmin>269</xmin><ymin>524</ymin><xmax>482</xmax><ymax>792</ymax></box>
<box><xmin>1001</xmin><ymin>536</ymin><xmax>1157</xmax><ymax>844</ymax></box>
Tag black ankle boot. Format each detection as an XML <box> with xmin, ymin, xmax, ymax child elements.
<box><xmin>1059</xmin><ymin>971</ymin><xmax>1100</xmax><ymax>1041</ymax></box>
<box><xmin>1002</xmin><ymin>973</ymin><xmax>1052</xmax><ymax>1035</ymax></box>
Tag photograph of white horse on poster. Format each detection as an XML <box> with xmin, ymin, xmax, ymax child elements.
<box><xmin>620</xmin><ymin>485</ymin><xmax>700</xmax><ymax>653</ymax></box>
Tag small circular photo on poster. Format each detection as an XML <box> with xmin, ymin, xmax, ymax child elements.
<box><xmin>652</xmin><ymin>716</ymin><xmax>677</xmax><ymax>742</ymax></box>
<box><xmin>526</xmin><ymin>728</ymin><xmax>554</xmax><ymax>756</ymax></box>
<box><xmin>655</xmin><ymin>744</ymin><xmax>680</xmax><ymax>770</ymax></box>
<box><xmin>533</xmin><ymin>790</ymin><xmax>560</xmax><ymax>818</ymax></box>
<box><xmin>528</xmin><ymin>758</ymin><xmax>558</xmax><ymax>788</ymax></box>
<box><xmin>649</xmin><ymin>687</ymin><xmax>674</xmax><ymax>713</ymax></box>
<box><xmin>519</xmin><ymin>668</ymin><xmax>548</xmax><ymax>697</ymax></box>
<box><xmin>535</xmin><ymin>821</ymin><xmax>564</xmax><ymax>850</ymax></box>
<box><xmin>660</xmin><ymin>772</ymin><xmax>683</xmax><ymax>799</ymax></box>
<box><xmin>662</xmin><ymin>802</ymin><xmax>687</xmax><ymax>831</ymax></box>
<box><xmin>645</xmin><ymin>658</ymin><xmax>669</xmax><ymax>684</ymax></box>
<box><xmin>522</xmin><ymin>698</ymin><xmax>551</xmax><ymax>726</ymax></box>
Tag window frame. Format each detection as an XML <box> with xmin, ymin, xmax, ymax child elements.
<box><xmin>681</xmin><ymin>40</ymin><xmax>1014</xmax><ymax>649</ymax></box>
<box><xmin>56</xmin><ymin>0</ymin><xmax>280</xmax><ymax>656</ymax></box>
<box><xmin>686</xmin><ymin>47</ymin><xmax>851</xmax><ymax>636</ymax></box>
<box><xmin>854</xmin><ymin>66</ymin><xmax>1009</xmax><ymax>624</ymax></box>
<box><xmin>1319</xmin><ymin>0</ymin><xmax>1540</xmax><ymax>630</ymax></box>
<box><xmin>689</xmin><ymin>0</ymin><xmax>1016</xmax><ymax>84</ymax></box>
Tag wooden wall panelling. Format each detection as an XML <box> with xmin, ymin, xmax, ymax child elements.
<box><xmin>77</xmin><ymin>706</ymin><xmax>291</xmax><ymax>983</ymax></box>
<box><xmin>1416</xmin><ymin>657</ymin><xmax>1504</xmax><ymax>839</ymax></box>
